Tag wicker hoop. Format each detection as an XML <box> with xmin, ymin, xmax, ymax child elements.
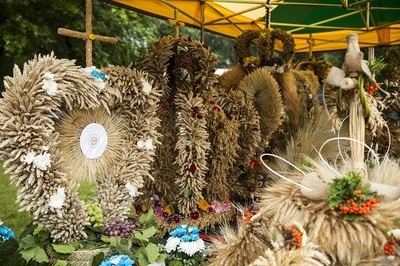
<box><xmin>68</xmin><ymin>248</ymin><xmax>111</xmax><ymax>266</ymax></box>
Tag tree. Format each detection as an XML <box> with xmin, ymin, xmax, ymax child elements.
<box><xmin>0</xmin><ymin>0</ymin><xmax>165</xmax><ymax>91</ymax></box>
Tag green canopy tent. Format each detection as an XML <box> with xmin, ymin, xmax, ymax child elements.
<box><xmin>101</xmin><ymin>0</ymin><xmax>400</xmax><ymax>53</ymax></box>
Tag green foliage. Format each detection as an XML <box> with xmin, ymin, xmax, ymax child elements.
<box><xmin>326</xmin><ymin>171</ymin><xmax>364</xmax><ymax>209</ymax></box>
<box><xmin>0</xmin><ymin>238</ymin><xmax>26</xmax><ymax>266</ymax></box>
<box><xmin>131</xmin><ymin>208</ymin><xmax>167</xmax><ymax>265</ymax></box>
<box><xmin>326</xmin><ymin>171</ymin><xmax>379</xmax><ymax>222</ymax></box>
<box><xmin>368</xmin><ymin>56</ymin><xmax>385</xmax><ymax>77</ymax></box>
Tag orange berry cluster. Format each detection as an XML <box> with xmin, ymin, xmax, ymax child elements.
<box><xmin>383</xmin><ymin>241</ymin><xmax>396</xmax><ymax>256</ymax></box>
<box><xmin>243</xmin><ymin>208</ymin><xmax>259</xmax><ymax>224</ymax></box>
<box><xmin>338</xmin><ymin>193</ymin><xmax>380</xmax><ymax>216</ymax></box>
<box><xmin>286</xmin><ymin>226</ymin><xmax>303</xmax><ymax>249</ymax></box>
<box><xmin>366</xmin><ymin>84</ymin><xmax>379</xmax><ymax>95</ymax></box>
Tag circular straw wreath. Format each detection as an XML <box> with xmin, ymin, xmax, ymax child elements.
<box><xmin>234</xmin><ymin>28</ymin><xmax>295</xmax><ymax>66</ymax></box>
<box><xmin>0</xmin><ymin>54</ymin><xmax>160</xmax><ymax>243</ymax></box>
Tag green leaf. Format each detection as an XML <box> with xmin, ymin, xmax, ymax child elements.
<box><xmin>183</xmin><ymin>189</ymin><xmax>192</xmax><ymax>198</ymax></box>
<box><xmin>19</xmin><ymin>235</ymin><xmax>36</xmax><ymax>249</ymax></box>
<box><xmin>51</xmin><ymin>244</ymin><xmax>75</xmax><ymax>254</ymax></box>
<box><xmin>156</xmin><ymin>253</ymin><xmax>168</xmax><ymax>263</ymax></box>
<box><xmin>141</xmin><ymin>226</ymin><xmax>158</xmax><ymax>239</ymax></box>
<box><xmin>100</xmin><ymin>235</ymin><xmax>118</xmax><ymax>247</ymax></box>
<box><xmin>169</xmin><ymin>260</ymin><xmax>184</xmax><ymax>266</ymax></box>
<box><xmin>134</xmin><ymin>233</ymin><xmax>149</xmax><ymax>245</ymax></box>
<box><xmin>92</xmin><ymin>251</ymin><xmax>106</xmax><ymax>266</ymax></box>
<box><xmin>136</xmin><ymin>252</ymin><xmax>149</xmax><ymax>266</ymax></box>
<box><xmin>139</xmin><ymin>208</ymin><xmax>154</xmax><ymax>224</ymax></box>
<box><xmin>20</xmin><ymin>246</ymin><xmax>49</xmax><ymax>263</ymax></box>
<box><xmin>144</xmin><ymin>242</ymin><xmax>160</xmax><ymax>263</ymax></box>
<box><xmin>54</xmin><ymin>259</ymin><xmax>69</xmax><ymax>266</ymax></box>
<box><xmin>34</xmin><ymin>228</ymin><xmax>50</xmax><ymax>245</ymax></box>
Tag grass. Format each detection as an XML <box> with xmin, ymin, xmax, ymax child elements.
<box><xmin>0</xmin><ymin>163</ymin><xmax>96</xmax><ymax>237</ymax></box>
<box><xmin>0</xmin><ymin>164</ymin><xmax>32</xmax><ymax>237</ymax></box>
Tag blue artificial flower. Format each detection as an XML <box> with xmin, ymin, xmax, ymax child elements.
<box><xmin>100</xmin><ymin>255</ymin><xmax>135</xmax><ymax>266</ymax></box>
<box><xmin>170</xmin><ymin>225</ymin><xmax>187</xmax><ymax>237</ymax></box>
<box><xmin>180</xmin><ymin>235</ymin><xmax>190</xmax><ymax>242</ymax></box>
<box><xmin>187</xmin><ymin>226</ymin><xmax>199</xmax><ymax>235</ymax></box>
<box><xmin>170</xmin><ymin>225</ymin><xmax>202</xmax><ymax>242</ymax></box>
<box><xmin>0</xmin><ymin>225</ymin><xmax>15</xmax><ymax>241</ymax></box>
<box><xmin>90</xmin><ymin>70</ymin><xmax>106</xmax><ymax>82</ymax></box>
<box><xmin>189</xmin><ymin>233</ymin><xmax>199</xmax><ymax>241</ymax></box>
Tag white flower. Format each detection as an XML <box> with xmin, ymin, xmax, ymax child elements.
<box><xmin>388</xmin><ymin>229</ymin><xmax>400</xmax><ymax>239</ymax></box>
<box><xmin>141</xmin><ymin>78</ymin><xmax>152</xmax><ymax>95</ymax></box>
<box><xmin>125</xmin><ymin>182</ymin><xmax>138</xmax><ymax>197</ymax></box>
<box><xmin>97</xmin><ymin>80</ymin><xmax>105</xmax><ymax>91</ymax></box>
<box><xmin>0</xmin><ymin>220</ymin><xmax>3</xmax><ymax>225</ymax></box>
<box><xmin>42</xmin><ymin>79</ymin><xmax>58</xmax><ymax>96</ymax></box>
<box><xmin>179</xmin><ymin>239</ymin><xmax>205</xmax><ymax>256</ymax></box>
<box><xmin>43</xmin><ymin>71</ymin><xmax>55</xmax><ymax>80</ymax></box>
<box><xmin>83</xmin><ymin>66</ymin><xmax>96</xmax><ymax>74</ymax></box>
<box><xmin>22</xmin><ymin>151</ymin><xmax>36</xmax><ymax>164</ymax></box>
<box><xmin>137</xmin><ymin>139</ymin><xmax>154</xmax><ymax>150</ymax></box>
<box><xmin>165</xmin><ymin>236</ymin><xmax>181</xmax><ymax>253</ymax></box>
<box><xmin>49</xmin><ymin>187</ymin><xmax>66</xmax><ymax>209</ymax></box>
<box><xmin>33</xmin><ymin>152</ymin><xmax>51</xmax><ymax>171</ymax></box>
<box><xmin>340</xmin><ymin>77</ymin><xmax>357</xmax><ymax>90</ymax></box>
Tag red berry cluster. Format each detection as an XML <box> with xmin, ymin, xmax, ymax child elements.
<box><xmin>366</xmin><ymin>84</ymin><xmax>379</xmax><ymax>95</ymax></box>
<box><xmin>384</xmin><ymin>241</ymin><xmax>396</xmax><ymax>256</ymax></box>
<box><xmin>338</xmin><ymin>190</ymin><xmax>380</xmax><ymax>216</ymax></box>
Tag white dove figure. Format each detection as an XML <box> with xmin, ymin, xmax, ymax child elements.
<box><xmin>341</xmin><ymin>33</ymin><xmax>374</xmax><ymax>81</ymax></box>
<box><xmin>325</xmin><ymin>33</ymin><xmax>374</xmax><ymax>90</ymax></box>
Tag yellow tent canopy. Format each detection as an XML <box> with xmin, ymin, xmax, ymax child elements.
<box><xmin>103</xmin><ymin>0</ymin><xmax>400</xmax><ymax>52</ymax></box>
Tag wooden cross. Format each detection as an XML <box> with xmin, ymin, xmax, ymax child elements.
<box><xmin>168</xmin><ymin>9</ymin><xmax>185</xmax><ymax>38</ymax></box>
<box><xmin>58</xmin><ymin>0</ymin><xmax>118</xmax><ymax>67</ymax></box>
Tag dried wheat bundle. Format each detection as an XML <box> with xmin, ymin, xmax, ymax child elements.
<box><xmin>218</xmin><ymin>65</ymin><xmax>248</xmax><ymax>92</ymax></box>
<box><xmin>207</xmin><ymin>220</ymin><xmax>273</xmax><ymax>266</ymax></box>
<box><xmin>360</xmin><ymin>257</ymin><xmax>400</xmax><ymax>266</ymax></box>
<box><xmin>240</xmin><ymin>67</ymin><xmax>284</xmax><ymax>140</ymax></box>
<box><xmin>214</xmin><ymin>87</ymin><xmax>262</xmax><ymax>198</ymax></box>
<box><xmin>249</xmin><ymin>242</ymin><xmax>330</xmax><ymax>266</ymax></box>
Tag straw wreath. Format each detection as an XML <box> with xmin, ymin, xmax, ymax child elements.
<box><xmin>0</xmin><ymin>54</ymin><xmax>160</xmax><ymax>243</ymax></box>
<box><xmin>234</xmin><ymin>28</ymin><xmax>295</xmax><ymax>67</ymax></box>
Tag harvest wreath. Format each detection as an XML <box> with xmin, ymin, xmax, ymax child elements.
<box><xmin>0</xmin><ymin>53</ymin><xmax>161</xmax><ymax>244</ymax></box>
<box><xmin>139</xmin><ymin>36</ymin><xmax>261</xmax><ymax>233</ymax></box>
<box><xmin>234</xmin><ymin>28</ymin><xmax>295</xmax><ymax>67</ymax></box>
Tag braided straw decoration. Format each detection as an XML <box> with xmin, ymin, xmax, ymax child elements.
<box><xmin>140</xmin><ymin>36</ymin><xmax>255</xmax><ymax>232</ymax></box>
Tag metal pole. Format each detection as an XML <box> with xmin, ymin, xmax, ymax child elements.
<box><xmin>265</xmin><ymin>0</ymin><xmax>270</xmax><ymax>29</ymax></box>
<box><xmin>201</xmin><ymin>0</ymin><xmax>205</xmax><ymax>42</ymax></box>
